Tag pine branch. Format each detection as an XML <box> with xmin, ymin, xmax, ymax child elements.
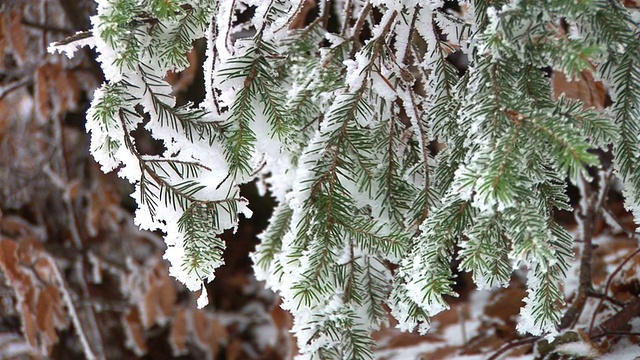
<box><xmin>179</xmin><ymin>198</ymin><xmax>245</xmax><ymax>276</ymax></box>
<box><xmin>62</xmin><ymin>0</ymin><xmax>640</xmax><ymax>356</ymax></box>
<box><xmin>252</xmin><ymin>203</ymin><xmax>293</xmax><ymax>273</ymax></box>
<box><xmin>138</xmin><ymin>66</ymin><xmax>223</xmax><ymax>144</ymax></box>
<box><xmin>459</xmin><ymin>214</ymin><xmax>511</xmax><ymax>289</ymax></box>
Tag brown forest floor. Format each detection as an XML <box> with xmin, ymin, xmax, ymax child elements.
<box><xmin>1</xmin><ymin>1</ymin><xmax>640</xmax><ymax>359</ymax></box>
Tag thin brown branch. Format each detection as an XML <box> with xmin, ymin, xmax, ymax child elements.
<box><xmin>341</xmin><ymin>0</ymin><xmax>354</xmax><ymax>36</ymax></box>
<box><xmin>486</xmin><ymin>336</ymin><xmax>538</xmax><ymax>360</ymax></box>
<box><xmin>590</xmin><ymin>297</ymin><xmax>640</xmax><ymax>339</ymax></box>
<box><xmin>319</xmin><ymin>0</ymin><xmax>331</xmax><ymax>29</ymax></box>
<box><xmin>589</xmin><ymin>246</ymin><xmax>640</xmax><ymax>332</ymax></box>
<box><xmin>603</xmin><ymin>205</ymin><xmax>636</xmax><ymax>238</ymax></box>
<box><xmin>49</xmin><ymin>254</ymin><xmax>100</xmax><ymax>360</ymax></box>
<box><xmin>587</xmin><ymin>290</ymin><xmax>624</xmax><ymax>307</ymax></box>
<box><xmin>50</xmin><ymin>30</ymin><xmax>93</xmax><ymax>47</ymax></box>
<box><xmin>75</xmin><ymin>260</ymin><xmax>107</xmax><ymax>360</ymax></box>
<box><xmin>560</xmin><ymin>169</ymin><xmax>612</xmax><ymax>329</ymax></box>
<box><xmin>401</xmin><ymin>5</ymin><xmax>420</xmax><ymax>65</ymax></box>
<box><xmin>590</xmin><ymin>330</ymin><xmax>640</xmax><ymax>340</ymax></box>
<box><xmin>351</xmin><ymin>2</ymin><xmax>372</xmax><ymax>43</ymax></box>
<box><xmin>0</xmin><ymin>78</ymin><xmax>31</xmax><ymax>101</ymax></box>
<box><xmin>273</xmin><ymin>0</ymin><xmax>316</xmax><ymax>32</ymax></box>
<box><xmin>49</xmin><ymin>114</ymin><xmax>108</xmax><ymax>359</ymax></box>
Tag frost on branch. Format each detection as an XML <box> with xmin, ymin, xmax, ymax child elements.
<box><xmin>51</xmin><ymin>0</ymin><xmax>640</xmax><ymax>358</ymax></box>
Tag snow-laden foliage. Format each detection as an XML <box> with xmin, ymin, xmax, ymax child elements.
<box><xmin>50</xmin><ymin>0</ymin><xmax>639</xmax><ymax>358</ymax></box>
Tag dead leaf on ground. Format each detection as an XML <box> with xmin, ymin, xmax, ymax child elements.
<box><xmin>552</xmin><ymin>70</ymin><xmax>607</xmax><ymax>110</ymax></box>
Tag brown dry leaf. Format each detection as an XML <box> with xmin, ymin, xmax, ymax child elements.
<box><xmin>605</xmin><ymin>240</ymin><xmax>640</xmax><ymax>302</ymax></box>
<box><xmin>0</xmin><ymin>237</ymin><xmax>68</xmax><ymax>356</ymax></box>
<box><xmin>226</xmin><ymin>337</ymin><xmax>243</xmax><ymax>360</ymax></box>
<box><xmin>466</xmin><ymin>334</ymin><xmax>531</xmax><ymax>358</ymax></box>
<box><xmin>190</xmin><ymin>310</ymin><xmax>228</xmax><ymax>360</ymax></box>
<box><xmin>0</xmin><ymin>238</ymin><xmax>30</xmax><ymax>290</ymax></box>
<box><xmin>16</xmin><ymin>237</ymin><xmax>44</xmax><ymax>266</ymax></box>
<box><xmin>552</xmin><ymin>70</ymin><xmax>607</xmax><ymax>110</ymax></box>
<box><xmin>64</xmin><ymin>179</ymin><xmax>82</xmax><ymax>202</ymax></box>
<box><xmin>483</xmin><ymin>286</ymin><xmax>526</xmax><ymax>334</ymax></box>
<box><xmin>0</xmin><ymin>215</ymin><xmax>34</xmax><ymax>238</ymax></box>
<box><xmin>32</xmin><ymin>257</ymin><xmax>56</xmax><ymax>285</ymax></box>
<box><xmin>269</xmin><ymin>302</ymin><xmax>296</xmax><ymax>358</ymax></box>
<box><xmin>34</xmin><ymin>63</ymin><xmax>81</xmax><ymax>121</ymax></box>
<box><xmin>7</xmin><ymin>9</ymin><xmax>26</xmax><ymax>63</ymax></box>
<box><xmin>624</xmin><ymin>0</ymin><xmax>640</xmax><ymax>7</ymax></box>
<box><xmin>35</xmin><ymin>65</ymin><xmax>52</xmax><ymax>121</ymax></box>
<box><xmin>592</xmin><ymin>235</ymin><xmax>638</xmax><ymax>290</ymax></box>
<box><xmin>49</xmin><ymin>64</ymin><xmax>81</xmax><ymax>115</ymax></box>
<box><xmin>86</xmin><ymin>166</ymin><xmax>124</xmax><ymax>237</ymax></box>
<box><xmin>0</xmin><ymin>12</ymin><xmax>6</xmax><ymax>71</ymax></box>
<box><xmin>166</xmin><ymin>50</ymin><xmax>199</xmax><ymax>94</ymax></box>
<box><xmin>142</xmin><ymin>272</ymin><xmax>160</xmax><ymax>328</ymax></box>
<box><xmin>433</xmin><ymin>302</ymin><xmax>470</xmax><ymax>328</ymax></box>
<box><xmin>461</xmin><ymin>286</ymin><xmax>531</xmax><ymax>356</ymax></box>
<box><xmin>123</xmin><ymin>309</ymin><xmax>149</xmax><ymax>356</ymax></box>
<box><xmin>138</xmin><ymin>261</ymin><xmax>177</xmax><ymax>328</ymax></box>
<box><xmin>0</xmin><ymin>97</ymin><xmax>8</xmax><ymax>131</ymax></box>
<box><xmin>157</xmin><ymin>268</ymin><xmax>177</xmax><ymax>317</ymax></box>
<box><xmin>35</xmin><ymin>286</ymin><xmax>63</xmax><ymax>349</ymax></box>
<box><xmin>191</xmin><ymin>310</ymin><xmax>210</xmax><ymax>348</ymax></box>
<box><xmin>375</xmin><ymin>329</ymin><xmax>435</xmax><ymax>351</ymax></box>
<box><xmin>20</xmin><ymin>301</ymin><xmax>37</xmax><ymax>350</ymax></box>
<box><xmin>86</xmin><ymin>190</ymin><xmax>103</xmax><ymax>237</ymax></box>
<box><xmin>418</xmin><ymin>345</ymin><xmax>458</xmax><ymax>360</ymax></box>
<box><xmin>169</xmin><ymin>308</ymin><xmax>189</xmax><ymax>356</ymax></box>
<box><xmin>207</xmin><ymin>317</ymin><xmax>227</xmax><ymax>359</ymax></box>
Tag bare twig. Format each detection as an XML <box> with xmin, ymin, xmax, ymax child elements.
<box><xmin>50</xmin><ymin>30</ymin><xmax>93</xmax><ymax>47</ymax></box>
<box><xmin>590</xmin><ymin>297</ymin><xmax>640</xmax><ymax>339</ymax></box>
<box><xmin>341</xmin><ymin>0</ymin><xmax>354</xmax><ymax>36</ymax></box>
<box><xmin>588</xmin><ymin>246</ymin><xmax>640</xmax><ymax>333</ymax></box>
<box><xmin>560</xmin><ymin>169</ymin><xmax>613</xmax><ymax>329</ymax></box>
<box><xmin>0</xmin><ymin>78</ymin><xmax>31</xmax><ymax>101</ymax></box>
<box><xmin>486</xmin><ymin>336</ymin><xmax>539</xmax><ymax>360</ymax></box>
<box><xmin>275</xmin><ymin>0</ymin><xmax>312</xmax><ymax>32</ymax></box>
<box><xmin>50</xmin><ymin>255</ymin><xmax>99</xmax><ymax>360</ymax></box>
<box><xmin>74</xmin><ymin>260</ymin><xmax>107</xmax><ymax>360</ymax></box>
<box><xmin>400</xmin><ymin>5</ymin><xmax>420</xmax><ymax>65</ymax></box>
<box><xmin>587</xmin><ymin>290</ymin><xmax>624</xmax><ymax>307</ymax></box>
<box><xmin>50</xmin><ymin>115</ymin><xmax>107</xmax><ymax>359</ymax></box>
<box><xmin>602</xmin><ymin>206</ymin><xmax>635</xmax><ymax>238</ymax></box>
<box><xmin>351</xmin><ymin>2</ymin><xmax>372</xmax><ymax>43</ymax></box>
<box><xmin>590</xmin><ymin>330</ymin><xmax>640</xmax><ymax>340</ymax></box>
<box><xmin>319</xmin><ymin>0</ymin><xmax>331</xmax><ymax>29</ymax></box>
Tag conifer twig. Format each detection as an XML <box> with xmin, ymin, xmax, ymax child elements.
<box><xmin>50</xmin><ymin>30</ymin><xmax>93</xmax><ymax>47</ymax></box>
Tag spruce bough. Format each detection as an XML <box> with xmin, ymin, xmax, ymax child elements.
<box><xmin>51</xmin><ymin>0</ymin><xmax>640</xmax><ymax>358</ymax></box>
